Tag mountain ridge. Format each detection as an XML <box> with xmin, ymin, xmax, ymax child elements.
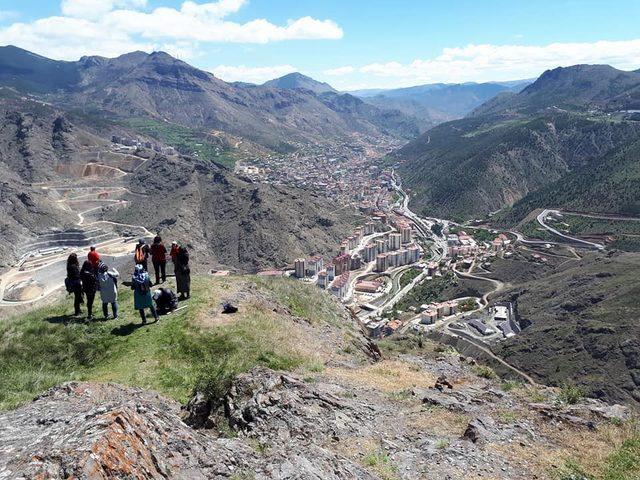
<box><xmin>0</xmin><ymin>46</ymin><xmax>419</xmax><ymax>149</ymax></box>
<box><xmin>394</xmin><ymin>63</ymin><xmax>640</xmax><ymax>220</ymax></box>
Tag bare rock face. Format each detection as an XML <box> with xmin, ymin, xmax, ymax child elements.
<box><xmin>0</xmin><ymin>376</ymin><xmax>378</xmax><ymax>480</ymax></box>
<box><xmin>0</xmin><ymin>382</ymin><xmax>251</xmax><ymax>479</ymax></box>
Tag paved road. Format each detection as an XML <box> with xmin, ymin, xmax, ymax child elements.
<box><xmin>536</xmin><ymin>209</ymin><xmax>605</xmax><ymax>250</ymax></box>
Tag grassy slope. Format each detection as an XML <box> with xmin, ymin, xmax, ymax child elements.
<box><xmin>0</xmin><ymin>275</ymin><xmax>354</xmax><ymax>410</ymax></box>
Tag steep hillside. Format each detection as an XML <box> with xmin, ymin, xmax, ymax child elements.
<box><xmin>473</xmin><ymin>64</ymin><xmax>640</xmax><ymax>116</ymax></box>
<box><xmin>395</xmin><ymin>64</ymin><xmax>640</xmax><ymax>221</ymax></box>
<box><xmin>0</xmin><ymin>93</ymin><xmax>359</xmax><ymax>271</ymax></box>
<box><xmin>495</xmin><ymin>251</ymin><xmax>640</xmax><ymax>406</ymax></box>
<box><xmin>0</xmin><ymin>46</ymin><xmax>419</xmax><ymax>148</ymax></box>
<box><xmin>0</xmin><ymin>275</ymin><xmax>637</xmax><ymax>479</ymax></box>
<box><xmin>396</xmin><ymin>112</ymin><xmax>640</xmax><ymax>220</ymax></box>
<box><xmin>500</xmin><ymin>137</ymin><xmax>640</xmax><ymax>223</ymax></box>
<box><xmin>105</xmin><ymin>153</ymin><xmax>361</xmax><ymax>272</ymax></box>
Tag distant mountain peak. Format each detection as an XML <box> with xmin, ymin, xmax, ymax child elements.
<box><xmin>263</xmin><ymin>72</ymin><xmax>337</xmax><ymax>94</ymax></box>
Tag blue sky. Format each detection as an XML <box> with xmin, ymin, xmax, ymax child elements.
<box><xmin>2</xmin><ymin>0</ymin><xmax>640</xmax><ymax>89</ymax></box>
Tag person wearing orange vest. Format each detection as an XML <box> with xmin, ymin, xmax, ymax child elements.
<box><xmin>134</xmin><ymin>239</ymin><xmax>150</xmax><ymax>272</ymax></box>
<box><xmin>88</xmin><ymin>245</ymin><xmax>100</xmax><ymax>269</ymax></box>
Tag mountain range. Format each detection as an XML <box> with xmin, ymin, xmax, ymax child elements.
<box><xmin>351</xmin><ymin>80</ymin><xmax>532</xmax><ymax>128</ymax></box>
<box><xmin>394</xmin><ymin>64</ymin><xmax>640</xmax><ymax>221</ymax></box>
<box><xmin>0</xmin><ymin>46</ymin><xmax>419</xmax><ymax>150</ymax></box>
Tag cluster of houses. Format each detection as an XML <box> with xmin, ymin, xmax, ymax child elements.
<box><xmin>111</xmin><ymin>135</ymin><xmax>175</xmax><ymax>156</ymax></box>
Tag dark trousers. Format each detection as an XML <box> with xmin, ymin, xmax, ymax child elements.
<box><xmin>86</xmin><ymin>292</ymin><xmax>95</xmax><ymax>318</ymax></box>
<box><xmin>102</xmin><ymin>302</ymin><xmax>118</xmax><ymax>318</ymax></box>
<box><xmin>73</xmin><ymin>289</ymin><xmax>83</xmax><ymax>315</ymax></box>
<box><xmin>139</xmin><ymin>305</ymin><xmax>158</xmax><ymax>323</ymax></box>
<box><xmin>153</xmin><ymin>261</ymin><xmax>166</xmax><ymax>284</ymax></box>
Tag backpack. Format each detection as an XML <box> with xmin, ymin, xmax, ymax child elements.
<box><xmin>135</xmin><ymin>246</ymin><xmax>145</xmax><ymax>263</ymax></box>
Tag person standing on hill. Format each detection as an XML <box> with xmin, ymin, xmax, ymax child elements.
<box><xmin>88</xmin><ymin>245</ymin><xmax>100</xmax><ymax>269</ymax></box>
<box><xmin>150</xmin><ymin>235</ymin><xmax>167</xmax><ymax>285</ymax></box>
<box><xmin>134</xmin><ymin>239</ymin><xmax>150</xmax><ymax>272</ymax></box>
<box><xmin>80</xmin><ymin>260</ymin><xmax>98</xmax><ymax>321</ymax></box>
<box><xmin>97</xmin><ymin>262</ymin><xmax>119</xmax><ymax>320</ymax></box>
<box><xmin>175</xmin><ymin>245</ymin><xmax>191</xmax><ymax>300</ymax></box>
<box><xmin>131</xmin><ymin>264</ymin><xmax>158</xmax><ymax>324</ymax></box>
<box><xmin>65</xmin><ymin>253</ymin><xmax>83</xmax><ymax>316</ymax></box>
<box><xmin>170</xmin><ymin>241</ymin><xmax>179</xmax><ymax>264</ymax></box>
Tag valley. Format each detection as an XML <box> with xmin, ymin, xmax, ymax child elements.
<box><xmin>0</xmin><ymin>34</ymin><xmax>640</xmax><ymax>479</ymax></box>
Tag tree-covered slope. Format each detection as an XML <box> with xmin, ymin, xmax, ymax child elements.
<box><xmin>396</xmin><ymin>112</ymin><xmax>640</xmax><ymax>220</ymax></box>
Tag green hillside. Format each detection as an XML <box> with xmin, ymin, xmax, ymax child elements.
<box><xmin>0</xmin><ymin>275</ymin><xmax>359</xmax><ymax>410</ymax></box>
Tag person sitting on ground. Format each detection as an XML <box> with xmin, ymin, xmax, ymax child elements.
<box><xmin>150</xmin><ymin>235</ymin><xmax>168</xmax><ymax>285</ymax></box>
<box><xmin>131</xmin><ymin>264</ymin><xmax>158</xmax><ymax>324</ymax></box>
<box><xmin>134</xmin><ymin>239</ymin><xmax>150</xmax><ymax>272</ymax></box>
<box><xmin>88</xmin><ymin>245</ymin><xmax>100</xmax><ymax>269</ymax></box>
<box><xmin>65</xmin><ymin>253</ymin><xmax>83</xmax><ymax>316</ymax></box>
<box><xmin>97</xmin><ymin>262</ymin><xmax>119</xmax><ymax>320</ymax></box>
<box><xmin>80</xmin><ymin>260</ymin><xmax>98</xmax><ymax>321</ymax></box>
<box><xmin>175</xmin><ymin>245</ymin><xmax>191</xmax><ymax>300</ymax></box>
<box><xmin>153</xmin><ymin>287</ymin><xmax>179</xmax><ymax>315</ymax></box>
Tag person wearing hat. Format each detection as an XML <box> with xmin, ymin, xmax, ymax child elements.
<box><xmin>88</xmin><ymin>245</ymin><xmax>101</xmax><ymax>269</ymax></box>
<box><xmin>134</xmin><ymin>238</ymin><xmax>150</xmax><ymax>272</ymax></box>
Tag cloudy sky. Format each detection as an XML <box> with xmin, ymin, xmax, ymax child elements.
<box><xmin>2</xmin><ymin>0</ymin><xmax>640</xmax><ymax>90</ymax></box>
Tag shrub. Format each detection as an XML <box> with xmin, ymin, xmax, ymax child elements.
<box><xmin>558</xmin><ymin>383</ymin><xmax>583</xmax><ymax>405</ymax></box>
<box><xmin>473</xmin><ymin>365</ymin><xmax>498</xmax><ymax>379</ymax></box>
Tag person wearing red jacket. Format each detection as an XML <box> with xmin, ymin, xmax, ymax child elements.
<box><xmin>150</xmin><ymin>235</ymin><xmax>168</xmax><ymax>285</ymax></box>
<box><xmin>88</xmin><ymin>246</ymin><xmax>100</xmax><ymax>269</ymax></box>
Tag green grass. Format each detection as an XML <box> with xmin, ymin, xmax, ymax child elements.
<box><xmin>362</xmin><ymin>450</ymin><xmax>399</xmax><ymax>480</ymax></box>
<box><xmin>556</xmin><ymin>433</ymin><xmax>640</xmax><ymax>480</ymax></box>
<box><xmin>123</xmin><ymin>117</ymin><xmax>237</xmax><ymax>168</ymax></box>
<box><xmin>0</xmin><ymin>276</ymin><xmax>339</xmax><ymax>411</ymax></box>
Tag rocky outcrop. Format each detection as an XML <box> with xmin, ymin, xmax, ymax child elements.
<box><xmin>0</xmin><ymin>362</ymin><xmax>633</xmax><ymax>479</ymax></box>
<box><xmin>0</xmin><ymin>382</ymin><xmax>255</xmax><ymax>479</ymax></box>
<box><xmin>0</xmin><ymin>377</ymin><xmax>377</xmax><ymax>480</ymax></box>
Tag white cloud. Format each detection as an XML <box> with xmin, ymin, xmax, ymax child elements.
<box><xmin>358</xmin><ymin>39</ymin><xmax>640</xmax><ymax>85</ymax></box>
<box><xmin>210</xmin><ymin>64</ymin><xmax>297</xmax><ymax>84</ymax></box>
<box><xmin>0</xmin><ymin>0</ymin><xmax>343</xmax><ymax>60</ymax></box>
<box><xmin>324</xmin><ymin>66</ymin><xmax>354</xmax><ymax>76</ymax></box>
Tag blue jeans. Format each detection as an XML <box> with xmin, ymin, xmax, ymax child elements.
<box><xmin>102</xmin><ymin>302</ymin><xmax>118</xmax><ymax>318</ymax></box>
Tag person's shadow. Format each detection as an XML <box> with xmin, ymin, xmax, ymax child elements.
<box><xmin>111</xmin><ymin>322</ymin><xmax>144</xmax><ymax>336</ymax></box>
<box><xmin>45</xmin><ymin>314</ymin><xmax>86</xmax><ymax>325</ymax></box>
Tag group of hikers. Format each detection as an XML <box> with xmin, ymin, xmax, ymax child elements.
<box><xmin>65</xmin><ymin>236</ymin><xmax>191</xmax><ymax>324</ymax></box>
